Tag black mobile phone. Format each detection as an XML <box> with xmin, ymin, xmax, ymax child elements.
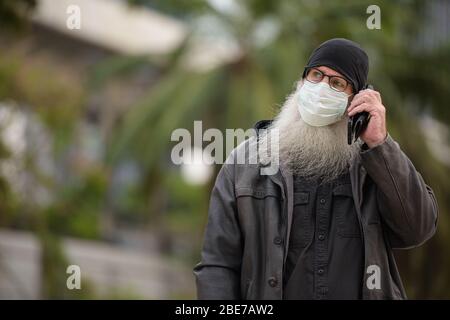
<box><xmin>347</xmin><ymin>84</ymin><xmax>373</xmax><ymax>145</ymax></box>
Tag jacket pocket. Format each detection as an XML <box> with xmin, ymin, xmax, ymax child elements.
<box><xmin>236</xmin><ymin>187</ymin><xmax>280</xmax><ymax>199</ymax></box>
<box><xmin>333</xmin><ymin>184</ymin><xmax>361</xmax><ymax>238</ymax></box>
<box><xmin>291</xmin><ymin>191</ymin><xmax>312</xmax><ymax>248</ymax></box>
<box><xmin>235</xmin><ymin>187</ymin><xmax>282</xmax><ymax>228</ymax></box>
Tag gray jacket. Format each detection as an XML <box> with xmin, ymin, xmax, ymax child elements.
<box><xmin>193</xmin><ymin>120</ymin><xmax>438</xmax><ymax>299</ymax></box>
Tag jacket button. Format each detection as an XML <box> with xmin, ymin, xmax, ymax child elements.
<box><xmin>317</xmin><ymin>268</ymin><xmax>324</xmax><ymax>275</ymax></box>
<box><xmin>273</xmin><ymin>237</ymin><xmax>283</xmax><ymax>245</ymax></box>
<box><xmin>268</xmin><ymin>277</ymin><xmax>278</xmax><ymax>287</ymax></box>
<box><xmin>320</xmin><ymin>198</ymin><xmax>326</xmax><ymax>204</ymax></box>
<box><xmin>318</xmin><ymin>234</ymin><xmax>325</xmax><ymax>241</ymax></box>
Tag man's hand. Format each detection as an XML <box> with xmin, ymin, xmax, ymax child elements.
<box><xmin>347</xmin><ymin>89</ymin><xmax>387</xmax><ymax>148</ymax></box>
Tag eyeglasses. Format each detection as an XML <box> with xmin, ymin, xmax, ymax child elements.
<box><xmin>305</xmin><ymin>67</ymin><xmax>352</xmax><ymax>93</ymax></box>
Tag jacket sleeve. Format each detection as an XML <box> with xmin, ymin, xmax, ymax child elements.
<box><xmin>193</xmin><ymin>160</ymin><xmax>243</xmax><ymax>299</ymax></box>
<box><xmin>360</xmin><ymin>133</ymin><xmax>438</xmax><ymax>249</ymax></box>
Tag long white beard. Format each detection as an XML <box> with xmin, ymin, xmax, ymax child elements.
<box><xmin>258</xmin><ymin>84</ymin><xmax>361</xmax><ymax>183</ymax></box>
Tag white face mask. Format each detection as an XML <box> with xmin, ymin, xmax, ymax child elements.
<box><xmin>297</xmin><ymin>81</ymin><xmax>350</xmax><ymax>127</ymax></box>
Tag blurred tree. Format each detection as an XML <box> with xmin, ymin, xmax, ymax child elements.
<box><xmin>0</xmin><ymin>0</ymin><xmax>99</xmax><ymax>298</ymax></box>
<box><xmin>0</xmin><ymin>0</ymin><xmax>36</xmax><ymax>31</ymax></box>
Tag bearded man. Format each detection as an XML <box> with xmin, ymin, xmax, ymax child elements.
<box><xmin>193</xmin><ymin>38</ymin><xmax>438</xmax><ymax>300</ymax></box>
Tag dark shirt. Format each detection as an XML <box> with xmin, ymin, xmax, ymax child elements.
<box><xmin>283</xmin><ymin>169</ymin><xmax>364</xmax><ymax>299</ymax></box>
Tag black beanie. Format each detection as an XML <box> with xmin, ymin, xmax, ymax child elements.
<box><xmin>302</xmin><ymin>38</ymin><xmax>369</xmax><ymax>93</ymax></box>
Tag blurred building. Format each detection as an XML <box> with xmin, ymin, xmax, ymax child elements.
<box><xmin>0</xmin><ymin>228</ymin><xmax>192</xmax><ymax>299</ymax></box>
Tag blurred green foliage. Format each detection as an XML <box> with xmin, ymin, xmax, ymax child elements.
<box><xmin>0</xmin><ymin>0</ymin><xmax>36</xmax><ymax>31</ymax></box>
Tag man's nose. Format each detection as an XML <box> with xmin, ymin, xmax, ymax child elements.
<box><xmin>320</xmin><ymin>76</ymin><xmax>331</xmax><ymax>84</ymax></box>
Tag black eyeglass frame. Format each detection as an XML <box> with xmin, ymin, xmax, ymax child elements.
<box><xmin>304</xmin><ymin>67</ymin><xmax>353</xmax><ymax>93</ymax></box>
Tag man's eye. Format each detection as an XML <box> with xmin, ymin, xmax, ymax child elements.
<box><xmin>311</xmin><ymin>71</ymin><xmax>322</xmax><ymax>79</ymax></box>
<box><xmin>332</xmin><ymin>79</ymin><xmax>345</xmax><ymax>89</ymax></box>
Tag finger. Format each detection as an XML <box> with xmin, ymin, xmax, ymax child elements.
<box><xmin>349</xmin><ymin>104</ymin><xmax>382</xmax><ymax>117</ymax></box>
<box><xmin>348</xmin><ymin>95</ymin><xmax>365</xmax><ymax>111</ymax></box>
<box><xmin>373</xmin><ymin>90</ymin><xmax>382</xmax><ymax>103</ymax></box>
<box><xmin>364</xmin><ymin>89</ymin><xmax>382</xmax><ymax>103</ymax></box>
<box><xmin>348</xmin><ymin>94</ymin><xmax>373</xmax><ymax>111</ymax></box>
<box><xmin>347</xmin><ymin>103</ymin><xmax>376</xmax><ymax>116</ymax></box>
